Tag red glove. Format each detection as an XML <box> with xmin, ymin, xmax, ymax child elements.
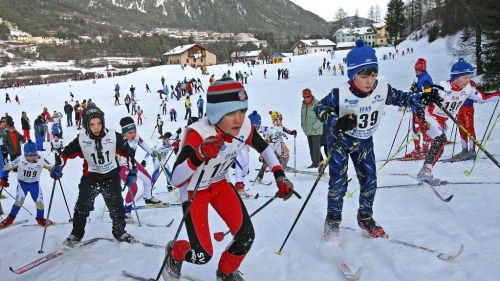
<box><xmin>0</xmin><ymin>178</ymin><xmax>9</xmax><ymax>188</ymax></box>
<box><xmin>276</xmin><ymin>176</ymin><xmax>293</xmax><ymax>200</ymax></box>
<box><xmin>196</xmin><ymin>132</ymin><xmax>224</xmax><ymax>161</ymax></box>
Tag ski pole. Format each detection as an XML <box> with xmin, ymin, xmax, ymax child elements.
<box><xmin>276</xmin><ymin>133</ymin><xmax>342</xmax><ymax>255</ymax></box>
<box><xmin>3</xmin><ymin>187</ymin><xmax>33</xmax><ymax>215</ymax></box>
<box><xmin>150</xmin><ymin>125</ymin><xmax>157</xmax><ymax>139</ymax></box>
<box><xmin>434</xmin><ymin>102</ymin><xmax>499</xmax><ymax>168</ymax></box>
<box><xmin>127</xmin><ymin>185</ymin><xmax>142</xmax><ymax>227</ymax></box>
<box><xmin>214</xmin><ymin>195</ymin><xmax>278</xmax><ymax>242</ymax></box>
<box><xmin>293</xmin><ymin>135</ymin><xmax>296</xmax><ymax>177</ymax></box>
<box><xmin>346</xmin><ymin>134</ymin><xmax>418</xmax><ymax>198</ymax></box>
<box><xmin>58</xmin><ymin>180</ymin><xmax>73</xmax><ymax>222</ymax></box>
<box><xmin>464</xmin><ymin>101</ymin><xmax>498</xmax><ymax>175</ymax></box>
<box><xmin>386</xmin><ymin>110</ymin><xmax>406</xmax><ymax>161</ymax></box>
<box><xmin>464</xmin><ymin>111</ymin><xmax>500</xmax><ymax>176</ymax></box>
<box><xmin>153</xmin><ymin>164</ymin><xmax>206</xmax><ymax>281</ymax></box>
<box><xmin>450</xmin><ymin>123</ymin><xmax>459</xmax><ymax>161</ymax></box>
<box><xmin>38</xmin><ymin>179</ymin><xmax>57</xmax><ymax>254</ymax></box>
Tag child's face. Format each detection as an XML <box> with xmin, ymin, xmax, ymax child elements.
<box><xmin>26</xmin><ymin>154</ymin><xmax>37</xmax><ymax>163</ymax></box>
<box><xmin>453</xmin><ymin>75</ymin><xmax>472</xmax><ymax>89</ymax></box>
<box><xmin>88</xmin><ymin>117</ymin><xmax>103</xmax><ymax>136</ymax></box>
<box><xmin>125</xmin><ymin>130</ymin><xmax>137</xmax><ymax>140</ymax></box>
<box><xmin>217</xmin><ymin>109</ymin><xmax>247</xmax><ymax>136</ymax></box>
<box><xmin>353</xmin><ymin>70</ymin><xmax>378</xmax><ymax>92</ymax></box>
<box><xmin>163</xmin><ymin>138</ymin><xmax>170</xmax><ymax>145</ymax></box>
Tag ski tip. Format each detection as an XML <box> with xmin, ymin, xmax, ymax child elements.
<box><xmin>274</xmin><ymin>251</ymin><xmax>282</xmax><ymax>256</ymax></box>
<box><xmin>9</xmin><ymin>266</ymin><xmax>18</xmax><ymax>274</ymax></box>
<box><xmin>349</xmin><ymin>267</ymin><xmax>362</xmax><ymax>281</ymax></box>
<box><xmin>166</xmin><ymin>218</ymin><xmax>175</xmax><ymax>227</ymax></box>
<box><xmin>463</xmin><ymin>170</ymin><xmax>472</xmax><ymax>177</ymax></box>
<box><xmin>444</xmin><ymin>195</ymin><xmax>454</xmax><ymax>202</ymax></box>
<box><xmin>438</xmin><ymin>244</ymin><xmax>464</xmax><ymax>261</ymax></box>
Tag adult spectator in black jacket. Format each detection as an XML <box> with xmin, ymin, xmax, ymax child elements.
<box><xmin>64</xmin><ymin>101</ymin><xmax>73</xmax><ymax>127</ymax></box>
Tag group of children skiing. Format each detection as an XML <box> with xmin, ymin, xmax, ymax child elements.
<box><xmin>1</xmin><ymin>39</ymin><xmax>499</xmax><ymax>281</ymax></box>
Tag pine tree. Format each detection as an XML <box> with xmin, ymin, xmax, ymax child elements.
<box><xmin>353</xmin><ymin>9</ymin><xmax>360</xmax><ymax>27</ymax></box>
<box><xmin>334</xmin><ymin>8</ymin><xmax>348</xmax><ymax>27</ymax></box>
<box><xmin>385</xmin><ymin>0</ymin><xmax>406</xmax><ymax>45</ymax></box>
<box><xmin>368</xmin><ymin>6</ymin><xmax>376</xmax><ymax>22</ymax></box>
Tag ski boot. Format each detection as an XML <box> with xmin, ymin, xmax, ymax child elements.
<box><xmin>235</xmin><ymin>182</ymin><xmax>251</xmax><ymax>198</ymax></box>
<box><xmin>162</xmin><ymin>241</ymin><xmax>183</xmax><ymax>281</ymax></box>
<box><xmin>324</xmin><ymin>215</ymin><xmax>342</xmax><ymax>241</ymax></box>
<box><xmin>216</xmin><ymin>269</ymin><xmax>245</xmax><ymax>281</ymax></box>
<box><xmin>465</xmin><ymin>150</ymin><xmax>476</xmax><ymax>160</ymax></box>
<box><xmin>417</xmin><ymin>164</ymin><xmax>441</xmax><ymax>185</ymax></box>
<box><xmin>144</xmin><ymin>196</ymin><xmax>162</xmax><ymax>204</ymax></box>
<box><xmin>116</xmin><ymin>232</ymin><xmax>138</xmax><ymax>244</ymax></box>
<box><xmin>0</xmin><ymin>215</ymin><xmax>15</xmax><ymax>229</ymax></box>
<box><xmin>451</xmin><ymin>149</ymin><xmax>469</xmax><ymax>161</ymax></box>
<box><xmin>357</xmin><ymin>214</ymin><xmax>386</xmax><ymax>238</ymax></box>
<box><xmin>403</xmin><ymin>149</ymin><xmax>421</xmax><ymax>160</ymax></box>
<box><xmin>63</xmin><ymin>234</ymin><xmax>82</xmax><ymax>248</ymax></box>
<box><xmin>36</xmin><ymin>217</ymin><xmax>54</xmax><ymax>227</ymax></box>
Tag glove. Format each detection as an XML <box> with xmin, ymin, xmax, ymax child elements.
<box><xmin>290</xmin><ymin>130</ymin><xmax>297</xmax><ymax>137</ymax></box>
<box><xmin>125</xmin><ymin>167</ymin><xmax>138</xmax><ymax>187</ymax></box>
<box><xmin>152</xmin><ymin>150</ymin><xmax>161</xmax><ymax>159</ymax></box>
<box><xmin>176</xmin><ymin>127</ymin><xmax>182</xmax><ymax>135</ymax></box>
<box><xmin>50</xmin><ymin>166</ymin><xmax>63</xmax><ymax>180</ymax></box>
<box><xmin>420</xmin><ymin>88</ymin><xmax>444</xmax><ymax>106</ymax></box>
<box><xmin>334</xmin><ymin>114</ymin><xmax>357</xmax><ymax>132</ymax></box>
<box><xmin>318</xmin><ymin>108</ymin><xmax>335</xmax><ymax>126</ymax></box>
<box><xmin>195</xmin><ymin>132</ymin><xmax>224</xmax><ymax>161</ymax></box>
<box><xmin>140</xmin><ymin>160</ymin><xmax>147</xmax><ymax>167</ymax></box>
<box><xmin>276</xmin><ymin>176</ymin><xmax>294</xmax><ymax>200</ymax></box>
<box><xmin>409</xmin><ymin>81</ymin><xmax>418</xmax><ymax>93</ymax></box>
<box><xmin>0</xmin><ymin>177</ymin><xmax>9</xmax><ymax>188</ymax></box>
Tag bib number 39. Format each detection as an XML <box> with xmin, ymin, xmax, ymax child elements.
<box><xmin>358</xmin><ymin>111</ymin><xmax>379</xmax><ymax>129</ymax></box>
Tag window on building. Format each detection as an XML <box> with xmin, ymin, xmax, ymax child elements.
<box><xmin>201</xmin><ymin>58</ymin><xmax>204</xmax><ymax>62</ymax></box>
<box><xmin>186</xmin><ymin>59</ymin><xmax>189</xmax><ymax>63</ymax></box>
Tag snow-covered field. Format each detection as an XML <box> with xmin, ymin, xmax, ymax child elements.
<box><xmin>0</xmin><ymin>35</ymin><xmax>499</xmax><ymax>281</ymax></box>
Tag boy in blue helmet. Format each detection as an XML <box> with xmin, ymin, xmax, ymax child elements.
<box><xmin>417</xmin><ymin>58</ymin><xmax>500</xmax><ymax>182</ymax></box>
<box><xmin>0</xmin><ymin>141</ymin><xmax>54</xmax><ymax>228</ymax></box>
<box><xmin>314</xmin><ymin>40</ymin><xmax>440</xmax><ymax>238</ymax></box>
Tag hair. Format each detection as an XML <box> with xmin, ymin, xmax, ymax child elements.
<box><xmin>357</xmin><ymin>67</ymin><xmax>378</xmax><ymax>76</ymax></box>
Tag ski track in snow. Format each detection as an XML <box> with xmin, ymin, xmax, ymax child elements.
<box><xmin>0</xmin><ymin>35</ymin><xmax>499</xmax><ymax>281</ymax></box>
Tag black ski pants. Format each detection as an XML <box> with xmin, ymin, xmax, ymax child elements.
<box><xmin>71</xmin><ymin>176</ymin><xmax>126</xmax><ymax>239</ymax></box>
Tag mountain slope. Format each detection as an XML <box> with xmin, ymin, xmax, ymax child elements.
<box><xmin>0</xmin><ymin>0</ymin><xmax>329</xmax><ymax>35</ymax></box>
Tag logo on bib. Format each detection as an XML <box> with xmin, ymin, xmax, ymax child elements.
<box><xmin>344</xmin><ymin>99</ymin><xmax>359</xmax><ymax>105</ymax></box>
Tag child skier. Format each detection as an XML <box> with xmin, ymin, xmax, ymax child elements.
<box><xmin>0</xmin><ymin>141</ymin><xmax>54</xmax><ymax>228</ymax></box>
<box><xmin>118</xmin><ymin>117</ymin><xmax>162</xmax><ymax>219</ymax></box>
<box><xmin>163</xmin><ymin>78</ymin><xmax>295</xmax><ymax>281</ymax></box>
<box><xmin>313</xmin><ymin>40</ymin><xmax>439</xmax><ymax>239</ymax></box>
<box><xmin>150</xmin><ymin>132</ymin><xmax>174</xmax><ymax>184</ymax></box>
<box><xmin>405</xmin><ymin>58</ymin><xmax>433</xmax><ymax>159</ymax></box>
<box><xmin>50</xmin><ymin>134</ymin><xmax>64</xmax><ymax>166</ymax></box>
<box><xmin>56</xmin><ymin>105</ymin><xmax>139</xmax><ymax>246</ymax></box>
<box><xmin>417</xmin><ymin>58</ymin><xmax>500</xmax><ymax>182</ymax></box>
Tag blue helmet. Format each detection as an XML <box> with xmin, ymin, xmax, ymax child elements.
<box><xmin>23</xmin><ymin>140</ymin><xmax>38</xmax><ymax>156</ymax></box>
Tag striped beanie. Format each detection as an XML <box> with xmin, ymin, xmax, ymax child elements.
<box><xmin>120</xmin><ymin>116</ymin><xmax>136</xmax><ymax>134</ymax></box>
<box><xmin>206</xmin><ymin>78</ymin><xmax>248</xmax><ymax>124</ymax></box>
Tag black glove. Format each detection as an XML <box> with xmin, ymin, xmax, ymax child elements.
<box><xmin>176</xmin><ymin>127</ymin><xmax>182</xmax><ymax>135</ymax></box>
<box><xmin>140</xmin><ymin>160</ymin><xmax>146</xmax><ymax>167</ymax></box>
<box><xmin>420</xmin><ymin>88</ymin><xmax>443</xmax><ymax>106</ymax></box>
<box><xmin>317</xmin><ymin>106</ymin><xmax>335</xmax><ymax>126</ymax></box>
<box><xmin>290</xmin><ymin>130</ymin><xmax>297</xmax><ymax>137</ymax></box>
<box><xmin>334</xmin><ymin>114</ymin><xmax>357</xmax><ymax>132</ymax></box>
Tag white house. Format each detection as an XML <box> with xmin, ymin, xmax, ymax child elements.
<box><xmin>291</xmin><ymin>39</ymin><xmax>336</xmax><ymax>56</ymax></box>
